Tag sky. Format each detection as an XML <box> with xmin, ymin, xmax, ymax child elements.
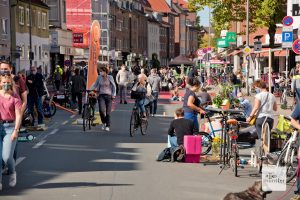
<box><xmin>197</xmin><ymin>6</ymin><xmax>210</xmax><ymax>27</ymax></box>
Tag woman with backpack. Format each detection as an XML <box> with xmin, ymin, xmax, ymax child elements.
<box><xmin>91</xmin><ymin>66</ymin><xmax>116</xmax><ymax>132</ymax></box>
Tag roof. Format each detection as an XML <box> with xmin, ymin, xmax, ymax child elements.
<box><xmin>173</xmin><ymin>0</ymin><xmax>188</xmax><ymax>9</ymax></box>
<box><xmin>147</xmin><ymin>0</ymin><xmax>172</xmax><ymax>13</ymax></box>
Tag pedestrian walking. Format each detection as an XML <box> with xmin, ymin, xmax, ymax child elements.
<box><xmin>183</xmin><ymin>78</ymin><xmax>206</xmax><ymax>132</ymax></box>
<box><xmin>116</xmin><ymin>65</ymin><xmax>129</xmax><ymax>104</ymax></box>
<box><xmin>53</xmin><ymin>65</ymin><xmax>63</xmax><ymax>91</ymax></box>
<box><xmin>148</xmin><ymin>68</ymin><xmax>161</xmax><ymax>116</ymax></box>
<box><xmin>91</xmin><ymin>66</ymin><xmax>116</xmax><ymax>132</ymax></box>
<box><xmin>247</xmin><ymin>80</ymin><xmax>277</xmax><ymax>139</ymax></box>
<box><xmin>26</xmin><ymin>66</ymin><xmax>45</xmax><ymax>127</ymax></box>
<box><xmin>70</xmin><ymin>68</ymin><xmax>86</xmax><ymax>115</ymax></box>
<box><xmin>0</xmin><ymin>74</ymin><xmax>22</xmax><ymax>190</ymax></box>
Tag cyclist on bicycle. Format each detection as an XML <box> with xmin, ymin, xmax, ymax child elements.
<box><xmin>132</xmin><ymin>74</ymin><xmax>152</xmax><ymax>119</ymax></box>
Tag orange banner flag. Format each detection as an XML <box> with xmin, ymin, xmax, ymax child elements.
<box><xmin>87</xmin><ymin>20</ymin><xmax>101</xmax><ymax>89</ymax></box>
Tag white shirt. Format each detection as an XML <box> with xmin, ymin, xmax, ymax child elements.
<box><xmin>255</xmin><ymin>91</ymin><xmax>276</xmax><ymax>118</ymax></box>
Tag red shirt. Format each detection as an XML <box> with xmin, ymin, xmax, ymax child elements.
<box><xmin>14</xmin><ymin>75</ymin><xmax>27</xmax><ymax>97</ymax></box>
<box><xmin>0</xmin><ymin>93</ymin><xmax>22</xmax><ymax>121</ymax></box>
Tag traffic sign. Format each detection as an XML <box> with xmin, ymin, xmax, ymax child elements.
<box><xmin>196</xmin><ymin>49</ymin><xmax>203</xmax><ymax>57</ymax></box>
<box><xmin>243</xmin><ymin>46</ymin><xmax>251</xmax><ymax>55</ymax></box>
<box><xmin>293</xmin><ymin>39</ymin><xmax>300</xmax><ymax>55</ymax></box>
<box><xmin>226</xmin><ymin>32</ymin><xmax>237</xmax><ymax>43</ymax></box>
<box><xmin>64</xmin><ymin>60</ymin><xmax>71</xmax><ymax>66</ymax></box>
<box><xmin>282</xmin><ymin>16</ymin><xmax>293</xmax><ymax>26</ymax></box>
<box><xmin>254</xmin><ymin>41</ymin><xmax>262</xmax><ymax>51</ymax></box>
<box><xmin>282</xmin><ymin>26</ymin><xmax>293</xmax><ymax>48</ymax></box>
<box><xmin>217</xmin><ymin>38</ymin><xmax>229</xmax><ymax>48</ymax></box>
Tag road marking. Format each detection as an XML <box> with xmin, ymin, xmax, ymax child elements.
<box><xmin>70</xmin><ymin>115</ymin><xmax>76</xmax><ymax>119</ymax></box>
<box><xmin>61</xmin><ymin>120</ymin><xmax>68</xmax><ymax>125</ymax></box>
<box><xmin>32</xmin><ymin>140</ymin><xmax>46</xmax><ymax>149</ymax></box>
<box><xmin>32</xmin><ymin>128</ymin><xmax>58</xmax><ymax>149</ymax></box>
<box><xmin>16</xmin><ymin>157</ymin><xmax>26</xmax><ymax>166</ymax></box>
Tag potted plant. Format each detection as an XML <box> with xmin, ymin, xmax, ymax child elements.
<box><xmin>212</xmin><ymin>94</ymin><xmax>223</xmax><ymax>108</ymax></box>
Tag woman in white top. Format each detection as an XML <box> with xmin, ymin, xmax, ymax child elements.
<box><xmin>247</xmin><ymin>80</ymin><xmax>277</xmax><ymax>138</ymax></box>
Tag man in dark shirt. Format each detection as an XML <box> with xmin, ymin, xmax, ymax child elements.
<box><xmin>26</xmin><ymin>66</ymin><xmax>44</xmax><ymax>126</ymax></box>
<box><xmin>71</xmin><ymin>68</ymin><xmax>86</xmax><ymax>115</ymax></box>
<box><xmin>168</xmin><ymin>108</ymin><xmax>194</xmax><ymax>147</ymax></box>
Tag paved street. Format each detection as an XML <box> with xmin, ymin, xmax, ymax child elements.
<box><xmin>0</xmin><ymin>92</ymin><xmax>298</xmax><ymax>200</ymax></box>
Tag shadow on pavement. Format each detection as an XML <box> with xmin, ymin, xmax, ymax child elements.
<box><xmin>34</xmin><ymin>182</ymin><xmax>133</xmax><ymax>189</ymax></box>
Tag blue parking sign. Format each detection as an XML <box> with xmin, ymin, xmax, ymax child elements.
<box><xmin>282</xmin><ymin>32</ymin><xmax>293</xmax><ymax>42</ymax></box>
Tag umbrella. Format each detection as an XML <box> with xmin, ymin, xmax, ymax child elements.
<box><xmin>169</xmin><ymin>55</ymin><xmax>194</xmax><ymax>66</ymax></box>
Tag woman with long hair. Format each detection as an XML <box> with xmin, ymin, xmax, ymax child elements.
<box><xmin>91</xmin><ymin>66</ymin><xmax>116</xmax><ymax>132</ymax></box>
<box><xmin>0</xmin><ymin>73</ymin><xmax>22</xmax><ymax>190</ymax></box>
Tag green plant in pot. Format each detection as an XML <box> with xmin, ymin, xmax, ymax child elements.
<box><xmin>219</xmin><ymin>84</ymin><xmax>233</xmax><ymax>109</ymax></box>
<box><xmin>212</xmin><ymin>94</ymin><xmax>223</xmax><ymax>108</ymax></box>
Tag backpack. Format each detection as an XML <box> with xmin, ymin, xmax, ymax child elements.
<box><xmin>157</xmin><ymin>148</ymin><xmax>171</xmax><ymax>162</ymax></box>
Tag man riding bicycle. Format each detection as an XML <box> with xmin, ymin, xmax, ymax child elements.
<box><xmin>132</xmin><ymin>74</ymin><xmax>152</xmax><ymax>119</ymax></box>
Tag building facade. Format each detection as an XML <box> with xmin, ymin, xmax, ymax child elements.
<box><xmin>148</xmin><ymin>18</ymin><xmax>160</xmax><ymax>60</ymax></box>
<box><xmin>10</xmin><ymin>0</ymin><xmax>50</xmax><ymax>74</ymax></box>
<box><xmin>48</xmin><ymin>0</ymin><xmax>83</xmax><ymax>72</ymax></box>
<box><xmin>0</xmin><ymin>0</ymin><xmax>10</xmax><ymax>60</ymax></box>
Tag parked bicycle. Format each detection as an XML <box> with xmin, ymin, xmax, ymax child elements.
<box><xmin>42</xmin><ymin>81</ymin><xmax>56</xmax><ymax>118</ymax></box>
<box><xmin>82</xmin><ymin>90</ymin><xmax>97</xmax><ymax>131</ymax></box>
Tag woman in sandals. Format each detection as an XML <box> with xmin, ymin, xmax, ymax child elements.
<box><xmin>0</xmin><ymin>72</ymin><xmax>22</xmax><ymax>190</ymax></box>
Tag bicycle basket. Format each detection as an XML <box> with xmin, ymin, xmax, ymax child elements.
<box><xmin>131</xmin><ymin>91</ymin><xmax>146</xmax><ymax>99</ymax></box>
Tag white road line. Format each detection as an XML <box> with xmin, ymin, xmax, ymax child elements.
<box><xmin>16</xmin><ymin>157</ymin><xmax>26</xmax><ymax>166</ymax></box>
<box><xmin>32</xmin><ymin>140</ymin><xmax>46</xmax><ymax>149</ymax></box>
<box><xmin>32</xmin><ymin>128</ymin><xmax>59</xmax><ymax>149</ymax></box>
<box><xmin>61</xmin><ymin>120</ymin><xmax>68</xmax><ymax>125</ymax></box>
<box><xmin>70</xmin><ymin>115</ymin><xmax>76</xmax><ymax>119</ymax></box>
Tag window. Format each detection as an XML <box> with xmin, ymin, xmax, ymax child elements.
<box><xmin>34</xmin><ymin>45</ymin><xmax>37</xmax><ymax>56</ymax></box>
<box><xmin>42</xmin><ymin>13</ymin><xmax>46</xmax><ymax>29</ymax></box>
<box><xmin>63</xmin><ymin>1</ymin><xmax>66</xmax><ymax>23</ymax></box>
<box><xmin>0</xmin><ymin>18</ymin><xmax>8</xmax><ymax>34</ymax></box>
<box><xmin>116</xmin><ymin>20</ymin><xmax>122</xmax><ymax>31</ymax></box>
<box><xmin>20</xmin><ymin>44</ymin><xmax>25</xmax><ymax>59</ymax></box>
<box><xmin>38</xmin><ymin>11</ymin><xmax>41</xmax><ymax>28</ymax></box>
<box><xmin>0</xmin><ymin>0</ymin><xmax>8</xmax><ymax>6</ymax></box>
<box><xmin>26</xmin><ymin>8</ymin><xmax>30</xmax><ymax>26</ymax></box>
<box><xmin>19</xmin><ymin>6</ymin><xmax>25</xmax><ymax>25</ymax></box>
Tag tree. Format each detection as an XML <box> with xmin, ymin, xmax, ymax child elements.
<box><xmin>199</xmin><ymin>33</ymin><xmax>216</xmax><ymax>48</ymax></box>
<box><xmin>188</xmin><ymin>0</ymin><xmax>284</xmax><ymax>48</ymax></box>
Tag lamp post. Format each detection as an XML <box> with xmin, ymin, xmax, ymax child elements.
<box><xmin>29</xmin><ymin>0</ymin><xmax>33</xmax><ymax>68</ymax></box>
<box><xmin>245</xmin><ymin>0</ymin><xmax>250</xmax><ymax>96</ymax></box>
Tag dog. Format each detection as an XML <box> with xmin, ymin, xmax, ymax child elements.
<box><xmin>223</xmin><ymin>181</ymin><xmax>272</xmax><ymax>200</ymax></box>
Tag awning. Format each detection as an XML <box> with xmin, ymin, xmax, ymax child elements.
<box><xmin>254</xmin><ymin>48</ymin><xmax>286</xmax><ymax>57</ymax></box>
<box><xmin>227</xmin><ymin>50</ymin><xmax>242</xmax><ymax>56</ymax></box>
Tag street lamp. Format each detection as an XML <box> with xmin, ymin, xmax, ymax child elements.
<box><xmin>245</xmin><ymin>0</ymin><xmax>250</xmax><ymax>96</ymax></box>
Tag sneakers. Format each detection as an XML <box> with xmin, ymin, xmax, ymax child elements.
<box><xmin>9</xmin><ymin>173</ymin><xmax>16</xmax><ymax>187</ymax></box>
<box><xmin>124</xmin><ymin>101</ymin><xmax>128</xmax><ymax>104</ymax></box>
<box><xmin>101</xmin><ymin>124</ymin><xmax>106</xmax><ymax>130</ymax></box>
<box><xmin>105</xmin><ymin>127</ymin><xmax>110</xmax><ymax>132</ymax></box>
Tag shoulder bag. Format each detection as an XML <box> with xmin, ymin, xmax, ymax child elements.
<box><xmin>249</xmin><ymin>93</ymin><xmax>269</xmax><ymax>126</ymax></box>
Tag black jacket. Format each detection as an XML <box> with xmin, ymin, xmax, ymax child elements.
<box><xmin>26</xmin><ymin>73</ymin><xmax>44</xmax><ymax>97</ymax></box>
<box><xmin>71</xmin><ymin>75</ymin><xmax>86</xmax><ymax>93</ymax></box>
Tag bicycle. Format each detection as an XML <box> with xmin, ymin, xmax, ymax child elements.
<box><xmin>42</xmin><ymin>81</ymin><xmax>56</xmax><ymax>118</ymax></box>
<box><xmin>227</xmin><ymin>119</ymin><xmax>240</xmax><ymax>177</ymax></box>
<box><xmin>82</xmin><ymin>90</ymin><xmax>97</xmax><ymax>131</ymax></box>
<box><xmin>276</xmin><ymin>116</ymin><xmax>298</xmax><ymax>183</ymax></box>
<box><xmin>129</xmin><ymin>98</ymin><xmax>150</xmax><ymax>137</ymax></box>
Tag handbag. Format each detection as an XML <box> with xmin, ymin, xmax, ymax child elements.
<box><xmin>249</xmin><ymin>93</ymin><xmax>269</xmax><ymax>126</ymax></box>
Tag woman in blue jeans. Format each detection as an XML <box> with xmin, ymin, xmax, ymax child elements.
<box><xmin>183</xmin><ymin>77</ymin><xmax>206</xmax><ymax>132</ymax></box>
<box><xmin>134</xmin><ymin>74</ymin><xmax>152</xmax><ymax>118</ymax></box>
<box><xmin>0</xmin><ymin>74</ymin><xmax>22</xmax><ymax>190</ymax></box>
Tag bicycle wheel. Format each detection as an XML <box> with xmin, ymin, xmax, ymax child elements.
<box><xmin>276</xmin><ymin>146</ymin><xmax>298</xmax><ymax>183</ymax></box>
<box><xmin>257</xmin><ymin>122</ymin><xmax>270</xmax><ymax>173</ymax></box>
<box><xmin>82</xmin><ymin>104</ymin><xmax>89</xmax><ymax>132</ymax></box>
<box><xmin>140</xmin><ymin>118</ymin><xmax>148</xmax><ymax>135</ymax></box>
<box><xmin>130</xmin><ymin>110</ymin><xmax>138</xmax><ymax>137</ymax></box>
<box><xmin>43</xmin><ymin>101</ymin><xmax>56</xmax><ymax>118</ymax></box>
<box><xmin>197</xmin><ymin>131</ymin><xmax>212</xmax><ymax>155</ymax></box>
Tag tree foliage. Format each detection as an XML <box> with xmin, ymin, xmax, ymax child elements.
<box><xmin>199</xmin><ymin>33</ymin><xmax>216</xmax><ymax>48</ymax></box>
<box><xmin>188</xmin><ymin>0</ymin><xmax>285</xmax><ymax>47</ymax></box>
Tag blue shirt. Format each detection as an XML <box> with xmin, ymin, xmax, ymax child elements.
<box><xmin>291</xmin><ymin>102</ymin><xmax>300</xmax><ymax>120</ymax></box>
<box><xmin>240</xmin><ymin>98</ymin><xmax>252</xmax><ymax>117</ymax></box>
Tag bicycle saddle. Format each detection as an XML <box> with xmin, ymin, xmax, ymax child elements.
<box><xmin>227</xmin><ymin>119</ymin><xmax>238</xmax><ymax>125</ymax></box>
